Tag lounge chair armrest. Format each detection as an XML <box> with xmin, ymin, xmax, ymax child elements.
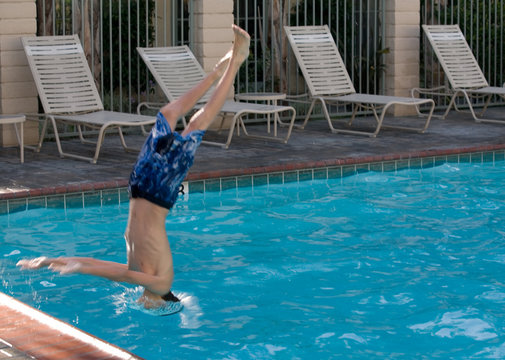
<box><xmin>411</xmin><ymin>85</ymin><xmax>452</xmax><ymax>97</ymax></box>
<box><xmin>285</xmin><ymin>93</ymin><xmax>312</xmax><ymax>105</ymax></box>
<box><xmin>137</xmin><ymin>101</ymin><xmax>166</xmax><ymax>115</ymax></box>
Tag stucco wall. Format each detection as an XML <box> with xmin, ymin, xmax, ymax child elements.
<box><xmin>0</xmin><ymin>0</ymin><xmax>38</xmax><ymax>147</ymax></box>
<box><xmin>385</xmin><ymin>0</ymin><xmax>421</xmax><ymax>115</ymax></box>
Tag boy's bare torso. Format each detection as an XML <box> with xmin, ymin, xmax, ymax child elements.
<box><xmin>125</xmin><ymin>198</ymin><xmax>174</xmax><ymax>302</ymax></box>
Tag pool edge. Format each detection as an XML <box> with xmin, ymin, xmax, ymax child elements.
<box><xmin>1</xmin><ymin>146</ymin><xmax>505</xmax><ymax>215</ymax></box>
<box><xmin>0</xmin><ymin>292</ymin><xmax>144</xmax><ymax>360</ymax></box>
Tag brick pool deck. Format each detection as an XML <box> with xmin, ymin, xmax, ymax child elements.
<box><xmin>2</xmin><ymin>109</ymin><xmax>505</xmax><ymax>359</ymax></box>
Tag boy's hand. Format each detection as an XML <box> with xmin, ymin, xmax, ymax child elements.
<box><xmin>17</xmin><ymin>256</ymin><xmax>49</xmax><ymax>270</ymax></box>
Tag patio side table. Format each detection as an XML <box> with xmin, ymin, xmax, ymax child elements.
<box><xmin>0</xmin><ymin>115</ymin><xmax>25</xmax><ymax>163</ymax></box>
<box><xmin>235</xmin><ymin>92</ymin><xmax>287</xmax><ymax>137</ymax></box>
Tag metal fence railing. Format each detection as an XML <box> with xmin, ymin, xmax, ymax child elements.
<box><xmin>420</xmin><ymin>0</ymin><xmax>505</xmax><ymax>109</ymax></box>
<box><xmin>35</xmin><ymin>0</ymin><xmax>192</xmax><ymax>116</ymax></box>
<box><xmin>34</xmin><ymin>0</ymin><xmax>386</xmax><ymax>124</ymax></box>
<box><xmin>34</xmin><ymin>1</ymin><xmax>504</xmax><ymax>127</ymax></box>
<box><xmin>234</xmin><ymin>0</ymin><xmax>387</xmax><ymax>121</ymax></box>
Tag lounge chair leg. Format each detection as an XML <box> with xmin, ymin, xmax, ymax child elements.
<box><xmin>49</xmin><ymin>116</ymin><xmax>65</xmax><ymax>158</ymax></box>
<box><xmin>301</xmin><ymin>99</ymin><xmax>317</xmax><ymax>129</ymax></box>
<box><xmin>371</xmin><ymin>107</ymin><xmax>381</xmax><ymax>125</ymax></box>
<box><xmin>77</xmin><ymin>125</ymin><xmax>86</xmax><ymax>143</ymax></box>
<box><xmin>478</xmin><ymin>95</ymin><xmax>493</xmax><ymax>117</ymax></box>
<box><xmin>92</xmin><ymin>126</ymin><xmax>107</xmax><ymax>164</ymax></box>
<box><xmin>224</xmin><ymin>116</ymin><xmax>238</xmax><ymax>149</ymax></box>
<box><xmin>320</xmin><ymin>99</ymin><xmax>337</xmax><ymax>132</ymax></box>
<box><xmin>347</xmin><ymin>104</ymin><xmax>359</xmax><ymax>126</ymax></box>
<box><xmin>118</xmin><ymin>127</ymin><xmax>128</xmax><ymax>149</ymax></box>
<box><xmin>36</xmin><ymin>118</ymin><xmax>49</xmax><ymax>152</ymax></box>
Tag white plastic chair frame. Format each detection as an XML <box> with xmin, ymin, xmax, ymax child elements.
<box><xmin>137</xmin><ymin>46</ymin><xmax>296</xmax><ymax>148</ymax></box>
<box><xmin>412</xmin><ymin>25</ymin><xmax>505</xmax><ymax>124</ymax></box>
<box><xmin>285</xmin><ymin>25</ymin><xmax>435</xmax><ymax>137</ymax></box>
<box><xmin>23</xmin><ymin>35</ymin><xmax>156</xmax><ymax>163</ymax></box>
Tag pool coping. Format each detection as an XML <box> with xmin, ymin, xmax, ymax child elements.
<box><xmin>0</xmin><ymin>292</ymin><xmax>143</xmax><ymax>360</ymax></box>
<box><xmin>2</xmin><ymin>143</ymin><xmax>505</xmax><ymax>214</ymax></box>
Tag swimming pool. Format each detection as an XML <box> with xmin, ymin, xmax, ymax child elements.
<box><xmin>2</xmin><ymin>160</ymin><xmax>505</xmax><ymax>359</ymax></box>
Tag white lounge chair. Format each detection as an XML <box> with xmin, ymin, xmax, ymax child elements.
<box><xmin>284</xmin><ymin>25</ymin><xmax>435</xmax><ymax>137</ymax></box>
<box><xmin>412</xmin><ymin>24</ymin><xmax>505</xmax><ymax>124</ymax></box>
<box><xmin>22</xmin><ymin>35</ymin><xmax>156</xmax><ymax>163</ymax></box>
<box><xmin>137</xmin><ymin>46</ymin><xmax>296</xmax><ymax>148</ymax></box>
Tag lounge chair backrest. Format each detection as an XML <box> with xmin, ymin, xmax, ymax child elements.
<box><xmin>284</xmin><ymin>25</ymin><xmax>356</xmax><ymax>97</ymax></box>
<box><xmin>137</xmin><ymin>46</ymin><xmax>212</xmax><ymax>104</ymax></box>
<box><xmin>422</xmin><ymin>25</ymin><xmax>489</xmax><ymax>89</ymax></box>
<box><xmin>22</xmin><ymin>35</ymin><xmax>104</xmax><ymax>114</ymax></box>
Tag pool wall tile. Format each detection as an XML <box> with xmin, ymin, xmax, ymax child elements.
<box><xmin>221</xmin><ymin>178</ymin><xmax>237</xmax><ymax>191</ymax></box>
<box><xmin>421</xmin><ymin>157</ymin><xmax>434</xmax><ymax>169</ymax></box>
<box><xmin>382</xmin><ymin>161</ymin><xmax>396</xmax><ymax>172</ymax></box>
<box><xmin>482</xmin><ymin>152</ymin><xmax>494</xmax><ymax>162</ymax></box>
<box><xmin>268</xmin><ymin>173</ymin><xmax>284</xmax><ymax>185</ymax></box>
<box><xmin>342</xmin><ymin>165</ymin><xmax>356</xmax><ymax>177</ymax></box>
<box><xmin>396</xmin><ymin>160</ymin><xmax>410</xmax><ymax>171</ymax></box>
<box><xmin>298</xmin><ymin>169</ymin><xmax>313</xmax><ymax>182</ymax></box>
<box><xmin>0</xmin><ymin>201</ymin><xmax>7</xmax><ymax>214</ymax></box>
<box><xmin>65</xmin><ymin>193</ymin><xmax>84</xmax><ymax>208</ymax></box>
<box><xmin>101</xmin><ymin>189</ymin><xmax>120</xmax><ymax>206</ymax></box>
<box><xmin>327</xmin><ymin>166</ymin><xmax>342</xmax><ymax>179</ymax></box>
<box><xmin>253</xmin><ymin>174</ymin><xmax>268</xmax><ymax>186</ymax></box>
<box><xmin>409</xmin><ymin>158</ymin><xmax>422</xmax><ymax>169</ymax></box>
<box><xmin>204</xmin><ymin>179</ymin><xmax>221</xmax><ymax>192</ymax></box>
<box><xmin>188</xmin><ymin>180</ymin><xmax>205</xmax><ymax>194</ymax></box>
<box><xmin>236</xmin><ymin>176</ymin><xmax>253</xmax><ymax>188</ymax></box>
<box><xmin>471</xmin><ymin>152</ymin><xmax>483</xmax><ymax>163</ymax></box>
<box><xmin>495</xmin><ymin>151</ymin><xmax>505</xmax><ymax>162</ymax></box>
<box><xmin>355</xmin><ymin>164</ymin><xmax>370</xmax><ymax>174</ymax></box>
<box><xmin>46</xmin><ymin>195</ymin><xmax>66</xmax><ymax>208</ymax></box>
<box><xmin>283</xmin><ymin>171</ymin><xmax>299</xmax><ymax>183</ymax></box>
<box><xmin>313</xmin><ymin>168</ymin><xmax>328</xmax><ymax>180</ymax></box>
<box><xmin>434</xmin><ymin>156</ymin><xmax>447</xmax><ymax>166</ymax></box>
<box><xmin>83</xmin><ymin>191</ymin><xmax>103</xmax><ymax>207</ymax></box>
<box><xmin>27</xmin><ymin>197</ymin><xmax>46</xmax><ymax>210</ymax></box>
<box><xmin>119</xmin><ymin>188</ymin><xmax>130</xmax><ymax>203</ymax></box>
<box><xmin>370</xmin><ymin>162</ymin><xmax>383</xmax><ymax>172</ymax></box>
<box><xmin>7</xmin><ymin>199</ymin><xmax>27</xmax><ymax>214</ymax></box>
<box><xmin>459</xmin><ymin>153</ymin><xmax>471</xmax><ymax>163</ymax></box>
<box><xmin>447</xmin><ymin>154</ymin><xmax>459</xmax><ymax>163</ymax></box>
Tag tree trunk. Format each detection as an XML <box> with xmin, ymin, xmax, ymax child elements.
<box><xmin>271</xmin><ymin>0</ymin><xmax>290</xmax><ymax>93</ymax></box>
<box><xmin>36</xmin><ymin>0</ymin><xmax>53</xmax><ymax>36</ymax></box>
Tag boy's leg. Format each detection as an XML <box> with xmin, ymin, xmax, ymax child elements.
<box><xmin>182</xmin><ymin>25</ymin><xmax>250</xmax><ymax>135</ymax></box>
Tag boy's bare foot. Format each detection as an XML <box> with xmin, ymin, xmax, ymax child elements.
<box><xmin>231</xmin><ymin>24</ymin><xmax>250</xmax><ymax>65</ymax></box>
<box><xmin>214</xmin><ymin>25</ymin><xmax>250</xmax><ymax>76</ymax></box>
<box><xmin>214</xmin><ymin>50</ymin><xmax>232</xmax><ymax>77</ymax></box>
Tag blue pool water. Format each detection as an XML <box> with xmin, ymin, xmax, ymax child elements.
<box><xmin>2</xmin><ymin>161</ymin><xmax>505</xmax><ymax>359</ymax></box>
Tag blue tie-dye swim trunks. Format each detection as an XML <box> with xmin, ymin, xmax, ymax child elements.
<box><xmin>128</xmin><ymin>112</ymin><xmax>205</xmax><ymax>209</ymax></box>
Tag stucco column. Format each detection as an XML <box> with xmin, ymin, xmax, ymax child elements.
<box><xmin>193</xmin><ymin>0</ymin><xmax>234</xmax><ymax>73</ymax></box>
<box><xmin>385</xmin><ymin>0</ymin><xmax>421</xmax><ymax>115</ymax></box>
<box><xmin>192</xmin><ymin>0</ymin><xmax>234</xmax><ymax>129</ymax></box>
<box><xmin>0</xmin><ymin>0</ymin><xmax>38</xmax><ymax>147</ymax></box>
